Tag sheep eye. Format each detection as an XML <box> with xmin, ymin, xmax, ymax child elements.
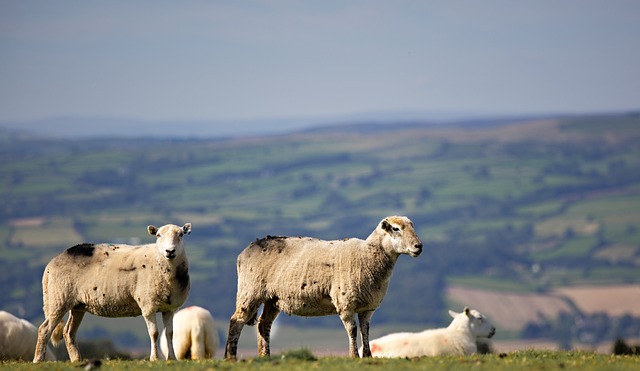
<box><xmin>156</xmin><ymin>233</ymin><xmax>161</xmax><ymax>238</ymax></box>
<box><xmin>179</xmin><ymin>232</ymin><xmax>184</xmax><ymax>237</ymax></box>
<box><xmin>392</xmin><ymin>227</ymin><xmax>400</xmax><ymax>232</ymax></box>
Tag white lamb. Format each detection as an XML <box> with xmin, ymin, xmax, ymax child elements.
<box><xmin>367</xmin><ymin>307</ymin><xmax>495</xmax><ymax>358</ymax></box>
<box><xmin>0</xmin><ymin>311</ymin><xmax>56</xmax><ymax>361</ymax></box>
<box><xmin>160</xmin><ymin>306</ymin><xmax>219</xmax><ymax>360</ymax></box>
<box><xmin>33</xmin><ymin>223</ymin><xmax>192</xmax><ymax>363</ymax></box>
<box><xmin>224</xmin><ymin>216</ymin><xmax>423</xmax><ymax>359</ymax></box>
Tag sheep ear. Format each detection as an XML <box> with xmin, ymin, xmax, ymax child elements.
<box><xmin>148</xmin><ymin>225</ymin><xmax>158</xmax><ymax>236</ymax></box>
<box><xmin>464</xmin><ymin>307</ymin><xmax>471</xmax><ymax>316</ymax></box>
<box><xmin>381</xmin><ymin>219</ymin><xmax>393</xmax><ymax>233</ymax></box>
<box><xmin>449</xmin><ymin>309</ymin><xmax>458</xmax><ymax>318</ymax></box>
<box><xmin>183</xmin><ymin>223</ymin><xmax>192</xmax><ymax>235</ymax></box>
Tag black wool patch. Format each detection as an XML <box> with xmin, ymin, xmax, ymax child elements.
<box><xmin>175</xmin><ymin>262</ymin><xmax>189</xmax><ymax>292</ymax></box>
<box><xmin>66</xmin><ymin>243</ymin><xmax>96</xmax><ymax>257</ymax></box>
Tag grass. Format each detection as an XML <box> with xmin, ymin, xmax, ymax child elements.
<box><xmin>3</xmin><ymin>351</ymin><xmax>639</xmax><ymax>370</ymax></box>
<box><xmin>531</xmin><ymin>236</ymin><xmax>597</xmax><ymax>262</ymax></box>
<box><xmin>445</xmin><ymin>275</ymin><xmax>537</xmax><ymax>293</ymax></box>
<box><xmin>9</xmin><ymin>217</ymin><xmax>83</xmax><ymax>248</ymax></box>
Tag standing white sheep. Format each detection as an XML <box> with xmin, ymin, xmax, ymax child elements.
<box><xmin>33</xmin><ymin>223</ymin><xmax>192</xmax><ymax>363</ymax></box>
<box><xmin>0</xmin><ymin>311</ymin><xmax>56</xmax><ymax>361</ymax></box>
<box><xmin>160</xmin><ymin>306</ymin><xmax>219</xmax><ymax>360</ymax></box>
<box><xmin>224</xmin><ymin>216</ymin><xmax>423</xmax><ymax>359</ymax></box>
<box><xmin>367</xmin><ymin>307</ymin><xmax>496</xmax><ymax>358</ymax></box>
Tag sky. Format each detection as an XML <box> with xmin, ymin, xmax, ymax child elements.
<box><xmin>1</xmin><ymin>1</ymin><xmax>639</xmax><ymax>130</ymax></box>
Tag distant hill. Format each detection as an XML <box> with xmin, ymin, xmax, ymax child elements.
<box><xmin>1</xmin><ymin>112</ymin><xmax>639</xmax><ymax>350</ymax></box>
<box><xmin>0</xmin><ymin>111</ymin><xmax>555</xmax><ymax>139</ymax></box>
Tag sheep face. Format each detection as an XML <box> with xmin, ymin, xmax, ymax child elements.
<box><xmin>449</xmin><ymin>307</ymin><xmax>496</xmax><ymax>339</ymax></box>
<box><xmin>148</xmin><ymin>223</ymin><xmax>192</xmax><ymax>260</ymax></box>
<box><xmin>380</xmin><ymin>216</ymin><xmax>423</xmax><ymax>257</ymax></box>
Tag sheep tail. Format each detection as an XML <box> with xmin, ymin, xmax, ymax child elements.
<box><xmin>51</xmin><ymin>321</ymin><xmax>64</xmax><ymax>346</ymax></box>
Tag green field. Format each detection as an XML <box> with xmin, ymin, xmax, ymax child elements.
<box><xmin>2</xmin><ymin>351</ymin><xmax>639</xmax><ymax>371</ymax></box>
<box><xmin>1</xmin><ymin>112</ymin><xmax>640</xmax><ymax>350</ymax></box>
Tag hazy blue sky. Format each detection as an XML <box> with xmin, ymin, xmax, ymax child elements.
<box><xmin>1</xmin><ymin>1</ymin><xmax>639</xmax><ymax>124</ymax></box>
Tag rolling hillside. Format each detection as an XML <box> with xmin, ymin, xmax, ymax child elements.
<box><xmin>1</xmin><ymin>112</ymin><xmax>639</xmax><ymax>351</ymax></box>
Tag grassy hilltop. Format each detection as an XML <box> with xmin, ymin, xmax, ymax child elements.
<box><xmin>1</xmin><ymin>112</ymin><xmax>639</xmax><ymax>352</ymax></box>
<box><xmin>2</xmin><ymin>350</ymin><xmax>640</xmax><ymax>370</ymax></box>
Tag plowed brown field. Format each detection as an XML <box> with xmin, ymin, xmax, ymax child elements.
<box><xmin>447</xmin><ymin>284</ymin><xmax>640</xmax><ymax>332</ymax></box>
<box><xmin>553</xmin><ymin>284</ymin><xmax>640</xmax><ymax>316</ymax></box>
<box><xmin>446</xmin><ymin>285</ymin><xmax>573</xmax><ymax>331</ymax></box>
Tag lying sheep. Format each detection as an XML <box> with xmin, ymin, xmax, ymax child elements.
<box><xmin>0</xmin><ymin>311</ymin><xmax>56</xmax><ymax>361</ymax></box>
<box><xmin>224</xmin><ymin>216</ymin><xmax>423</xmax><ymax>359</ymax></box>
<box><xmin>33</xmin><ymin>223</ymin><xmax>192</xmax><ymax>363</ymax></box>
<box><xmin>367</xmin><ymin>307</ymin><xmax>495</xmax><ymax>358</ymax></box>
<box><xmin>160</xmin><ymin>306</ymin><xmax>219</xmax><ymax>359</ymax></box>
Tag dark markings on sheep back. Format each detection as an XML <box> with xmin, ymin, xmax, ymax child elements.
<box><xmin>119</xmin><ymin>266</ymin><xmax>136</xmax><ymax>272</ymax></box>
<box><xmin>175</xmin><ymin>261</ymin><xmax>189</xmax><ymax>292</ymax></box>
<box><xmin>252</xmin><ymin>235</ymin><xmax>288</xmax><ymax>253</ymax></box>
<box><xmin>66</xmin><ymin>243</ymin><xmax>95</xmax><ymax>257</ymax></box>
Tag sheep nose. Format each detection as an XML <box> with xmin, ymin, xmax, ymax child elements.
<box><xmin>415</xmin><ymin>243</ymin><xmax>423</xmax><ymax>249</ymax></box>
<box><xmin>165</xmin><ymin>249</ymin><xmax>176</xmax><ymax>258</ymax></box>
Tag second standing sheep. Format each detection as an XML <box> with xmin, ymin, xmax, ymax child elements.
<box><xmin>224</xmin><ymin>216</ymin><xmax>423</xmax><ymax>359</ymax></box>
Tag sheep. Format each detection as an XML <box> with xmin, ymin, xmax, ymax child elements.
<box><xmin>224</xmin><ymin>216</ymin><xmax>423</xmax><ymax>360</ymax></box>
<box><xmin>33</xmin><ymin>223</ymin><xmax>192</xmax><ymax>363</ymax></box>
<box><xmin>0</xmin><ymin>311</ymin><xmax>57</xmax><ymax>361</ymax></box>
<box><xmin>160</xmin><ymin>306</ymin><xmax>219</xmax><ymax>360</ymax></box>
<box><xmin>367</xmin><ymin>307</ymin><xmax>496</xmax><ymax>358</ymax></box>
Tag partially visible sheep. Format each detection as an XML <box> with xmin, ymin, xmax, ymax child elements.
<box><xmin>367</xmin><ymin>307</ymin><xmax>496</xmax><ymax>358</ymax></box>
<box><xmin>0</xmin><ymin>311</ymin><xmax>56</xmax><ymax>361</ymax></box>
<box><xmin>160</xmin><ymin>306</ymin><xmax>219</xmax><ymax>359</ymax></box>
<box><xmin>224</xmin><ymin>216</ymin><xmax>423</xmax><ymax>359</ymax></box>
<box><xmin>33</xmin><ymin>223</ymin><xmax>192</xmax><ymax>363</ymax></box>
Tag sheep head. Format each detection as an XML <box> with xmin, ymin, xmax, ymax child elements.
<box><xmin>448</xmin><ymin>307</ymin><xmax>496</xmax><ymax>339</ymax></box>
<box><xmin>147</xmin><ymin>223</ymin><xmax>192</xmax><ymax>260</ymax></box>
<box><xmin>380</xmin><ymin>216</ymin><xmax>423</xmax><ymax>257</ymax></box>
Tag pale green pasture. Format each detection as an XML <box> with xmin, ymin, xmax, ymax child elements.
<box><xmin>565</xmin><ymin>194</ymin><xmax>640</xmax><ymax>219</ymax></box>
<box><xmin>593</xmin><ymin>244</ymin><xmax>639</xmax><ymax>263</ymax></box>
<box><xmin>535</xmin><ymin>217</ymin><xmax>598</xmax><ymax>238</ymax></box>
<box><xmin>517</xmin><ymin>200</ymin><xmax>565</xmax><ymax>218</ymax></box>
<box><xmin>542</xmin><ymin>266</ymin><xmax>640</xmax><ymax>286</ymax></box>
<box><xmin>532</xmin><ymin>236</ymin><xmax>597</xmax><ymax>262</ymax></box>
<box><xmin>10</xmin><ymin>217</ymin><xmax>83</xmax><ymax>248</ymax></box>
<box><xmin>7</xmin><ymin>176</ymin><xmax>75</xmax><ymax>195</ymax></box>
<box><xmin>54</xmin><ymin>151</ymin><xmax>136</xmax><ymax>174</ymax></box>
<box><xmin>446</xmin><ymin>275</ymin><xmax>536</xmax><ymax>292</ymax></box>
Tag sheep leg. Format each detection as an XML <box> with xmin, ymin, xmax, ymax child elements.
<box><xmin>33</xmin><ymin>312</ymin><xmax>65</xmax><ymax>363</ymax></box>
<box><xmin>358</xmin><ymin>311</ymin><xmax>374</xmax><ymax>357</ymax></box>
<box><xmin>257</xmin><ymin>300</ymin><xmax>280</xmax><ymax>357</ymax></box>
<box><xmin>64</xmin><ymin>309</ymin><xmax>86</xmax><ymax>362</ymax></box>
<box><xmin>161</xmin><ymin>311</ymin><xmax>177</xmax><ymax>360</ymax></box>
<box><xmin>191</xmin><ymin>325</ymin><xmax>206</xmax><ymax>360</ymax></box>
<box><xmin>339</xmin><ymin>312</ymin><xmax>359</xmax><ymax>357</ymax></box>
<box><xmin>142</xmin><ymin>312</ymin><xmax>161</xmax><ymax>361</ymax></box>
<box><xmin>225</xmin><ymin>303</ymin><xmax>258</xmax><ymax>360</ymax></box>
<box><xmin>224</xmin><ymin>315</ymin><xmax>244</xmax><ymax>360</ymax></box>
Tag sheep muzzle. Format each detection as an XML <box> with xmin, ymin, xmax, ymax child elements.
<box><xmin>409</xmin><ymin>243</ymin><xmax>423</xmax><ymax>257</ymax></box>
<box><xmin>165</xmin><ymin>249</ymin><xmax>177</xmax><ymax>259</ymax></box>
<box><xmin>488</xmin><ymin>327</ymin><xmax>496</xmax><ymax>338</ymax></box>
